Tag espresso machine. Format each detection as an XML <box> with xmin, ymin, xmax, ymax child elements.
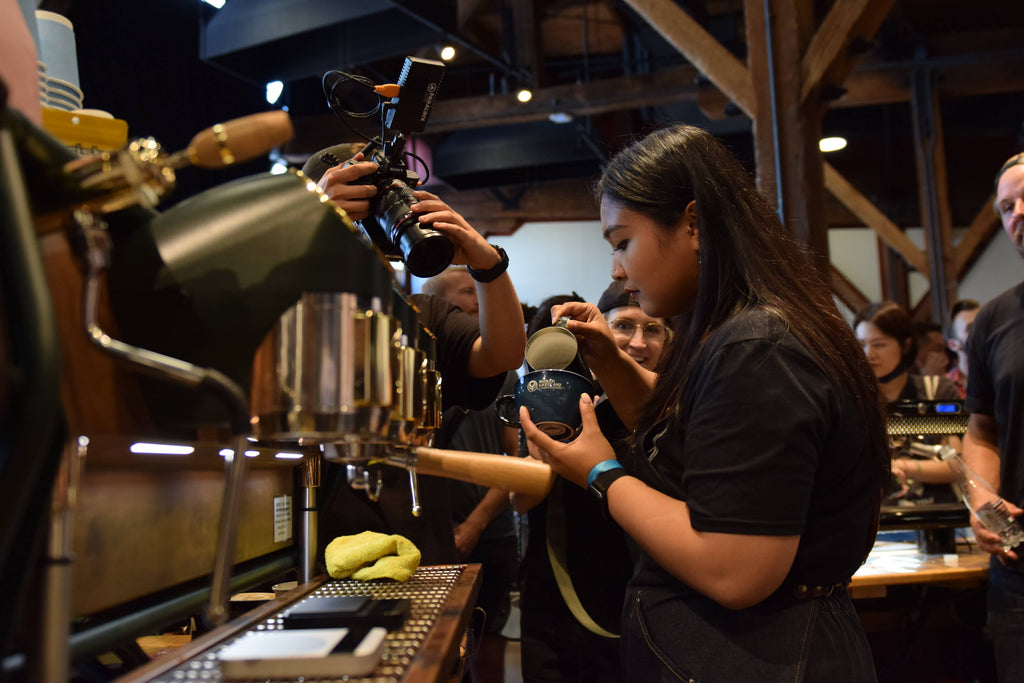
<box><xmin>0</xmin><ymin>97</ymin><xmax>550</xmax><ymax>678</ymax></box>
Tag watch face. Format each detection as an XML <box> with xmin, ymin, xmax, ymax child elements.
<box><xmin>590</xmin><ymin>468</ymin><xmax>625</xmax><ymax>500</ymax></box>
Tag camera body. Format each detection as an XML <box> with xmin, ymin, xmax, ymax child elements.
<box><xmin>351</xmin><ymin>56</ymin><xmax>452</xmax><ymax>278</ymax></box>
<box><xmin>352</xmin><ymin>135</ymin><xmax>453</xmax><ymax>278</ymax></box>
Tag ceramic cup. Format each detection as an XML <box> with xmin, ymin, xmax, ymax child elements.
<box><xmin>495</xmin><ymin>369</ymin><xmax>594</xmax><ymax>442</ymax></box>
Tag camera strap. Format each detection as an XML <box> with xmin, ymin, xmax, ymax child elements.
<box><xmin>545</xmin><ymin>478</ymin><xmax>620</xmax><ymax>639</ymax></box>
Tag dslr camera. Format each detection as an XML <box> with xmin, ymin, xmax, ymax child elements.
<box><xmin>349</xmin><ymin>57</ymin><xmax>453</xmax><ymax>278</ymax></box>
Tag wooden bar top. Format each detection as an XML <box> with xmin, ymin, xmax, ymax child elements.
<box><xmin>849</xmin><ymin>537</ymin><xmax>990</xmax><ymax>599</ymax></box>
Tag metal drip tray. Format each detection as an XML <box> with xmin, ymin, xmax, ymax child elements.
<box><xmin>147</xmin><ymin>566</ymin><xmax>474</xmax><ymax>683</ymax></box>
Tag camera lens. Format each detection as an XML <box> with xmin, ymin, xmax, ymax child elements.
<box><xmin>376</xmin><ymin>180</ymin><xmax>454</xmax><ymax>277</ymax></box>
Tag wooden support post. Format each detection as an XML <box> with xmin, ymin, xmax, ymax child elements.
<box><xmin>745</xmin><ymin>0</ymin><xmax>831</xmax><ymax>274</ymax></box>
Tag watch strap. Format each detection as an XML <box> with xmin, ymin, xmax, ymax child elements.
<box><xmin>467</xmin><ymin>245</ymin><xmax>509</xmax><ymax>283</ymax></box>
<box><xmin>588</xmin><ymin>467</ymin><xmax>627</xmax><ymax>501</ymax></box>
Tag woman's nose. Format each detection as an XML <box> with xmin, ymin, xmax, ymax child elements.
<box><xmin>610</xmin><ymin>258</ymin><xmax>626</xmax><ymax>281</ymax></box>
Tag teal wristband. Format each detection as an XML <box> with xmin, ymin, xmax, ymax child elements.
<box><xmin>587</xmin><ymin>459</ymin><xmax>623</xmax><ymax>488</ymax></box>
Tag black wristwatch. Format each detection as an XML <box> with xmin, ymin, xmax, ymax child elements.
<box><xmin>467</xmin><ymin>245</ymin><xmax>509</xmax><ymax>283</ymax></box>
<box><xmin>588</xmin><ymin>467</ymin><xmax>628</xmax><ymax>502</ymax></box>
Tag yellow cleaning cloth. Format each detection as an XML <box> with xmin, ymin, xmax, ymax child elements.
<box><xmin>325</xmin><ymin>531</ymin><xmax>421</xmax><ymax>582</ymax></box>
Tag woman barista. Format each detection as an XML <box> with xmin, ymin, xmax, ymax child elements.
<box><xmin>520</xmin><ymin>124</ymin><xmax>888</xmax><ymax>681</ymax></box>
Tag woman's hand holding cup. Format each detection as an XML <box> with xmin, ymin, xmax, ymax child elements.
<box><xmin>519</xmin><ymin>393</ymin><xmax>616</xmax><ymax>489</ymax></box>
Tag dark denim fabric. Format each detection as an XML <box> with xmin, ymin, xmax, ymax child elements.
<box><xmin>621</xmin><ymin>584</ymin><xmax>876</xmax><ymax>682</ymax></box>
<box><xmin>988</xmin><ymin>558</ymin><xmax>1024</xmax><ymax>683</ymax></box>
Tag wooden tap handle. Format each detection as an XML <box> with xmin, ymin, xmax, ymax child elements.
<box><xmin>187</xmin><ymin>111</ymin><xmax>294</xmax><ymax>169</ymax></box>
<box><xmin>411</xmin><ymin>447</ymin><xmax>554</xmax><ymax>498</ymax></box>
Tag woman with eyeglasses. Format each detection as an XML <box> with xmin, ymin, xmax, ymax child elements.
<box><xmin>519</xmin><ymin>124</ymin><xmax>888</xmax><ymax>681</ymax></box>
<box><xmin>598</xmin><ymin>281</ymin><xmax>671</xmax><ymax>371</ymax></box>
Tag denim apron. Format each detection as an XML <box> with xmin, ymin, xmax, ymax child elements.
<box><xmin>621</xmin><ymin>581</ymin><xmax>875</xmax><ymax>682</ymax></box>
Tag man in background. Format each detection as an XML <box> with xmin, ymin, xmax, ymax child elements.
<box><xmin>915</xmin><ymin>320</ymin><xmax>952</xmax><ymax>376</ymax></box>
<box><xmin>947</xmin><ymin>299</ymin><xmax>980</xmax><ymax>399</ymax></box>
<box><xmin>423</xmin><ymin>265</ymin><xmax>518</xmax><ymax>683</ymax></box>
<box><xmin>963</xmin><ymin>151</ymin><xmax>1024</xmax><ymax>682</ymax></box>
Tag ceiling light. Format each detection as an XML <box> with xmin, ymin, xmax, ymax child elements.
<box><xmin>517</xmin><ymin>89</ymin><xmax>533</xmax><ymax>103</ymax></box>
<box><xmin>819</xmin><ymin>136</ymin><xmax>847</xmax><ymax>152</ymax></box>
<box><xmin>130</xmin><ymin>442</ymin><xmax>195</xmax><ymax>455</ymax></box>
<box><xmin>548</xmin><ymin>112</ymin><xmax>573</xmax><ymax>124</ymax></box>
<box><xmin>201</xmin><ymin>0</ymin><xmax>225</xmax><ymax>8</ymax></box>
<box><xmin>440</xmin><ymin>45</ymin><xmax>456</xmax><ymax>61</ymax></box>
<box><xmin>265</xmin><ymin>80</ymin><xmax>283</xmax><ymax>105</ymax></box>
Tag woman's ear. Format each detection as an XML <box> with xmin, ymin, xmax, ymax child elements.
<box><xmin>684</xmin><ymin>200</ymin><xmax>698</xmax><ymax>235</ymax></box>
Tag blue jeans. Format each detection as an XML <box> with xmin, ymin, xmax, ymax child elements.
<box><xmin>622</xmin><ymin>584</ymin><xmax>876</xmax><ymax>682</ymax></box>
<box><xmin>988</xmin><ymin>558</ymin><xmax>1024</xmax><ymax>683</ymax></box>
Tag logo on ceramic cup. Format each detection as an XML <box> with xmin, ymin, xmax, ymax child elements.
<box><xmin>527</xmin><ymin>379</ymin><xmax>564</xmax><ymax>392</ymax></box>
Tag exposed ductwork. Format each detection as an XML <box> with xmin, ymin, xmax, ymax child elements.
<box><xmin>199</xmin><ymin>0</ymin><xmax>448</xmax><ymax>84</ymax></box>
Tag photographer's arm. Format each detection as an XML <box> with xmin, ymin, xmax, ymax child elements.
<box><xmin>413</xmin><ymin>192</ymin><xmax>526</xmax><ymax>378</ymax></box>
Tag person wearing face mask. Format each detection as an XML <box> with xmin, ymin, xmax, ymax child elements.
<box><xmin>519</xmin><ymin>124</ymin><xmax>888</xmax><ymax>682</ymax></box>
<box><xmin>853</xmin><ymin>302</ymin><xmax>960</xmax><ymax>499</ymax></box>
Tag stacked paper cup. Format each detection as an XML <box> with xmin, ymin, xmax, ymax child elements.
<box><xmin>36</xmin><ymin>10</ymin><xmax>84</xmax><ymax>111</ymax></box>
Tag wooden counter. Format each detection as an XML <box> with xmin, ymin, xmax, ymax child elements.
<box><xmin>849</xmin><ymin>537</ymin><xmax>990</xmax><ymax>599</ymax></box>
<box><xmin>114</xmin><ymin>564</ymin><xmax>481</xmax><ymax>683</ymax></box>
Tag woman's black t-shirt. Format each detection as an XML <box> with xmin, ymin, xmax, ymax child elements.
<box><xmin>626</xmin><ymin>308</ymin><xmax>881</xmax><ymax>593</ymax></box>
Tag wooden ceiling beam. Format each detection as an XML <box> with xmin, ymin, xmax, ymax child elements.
<box><xmin>830</xmin><ymin>264</ymin><xmax>870</xmax><ymax>314</ymax></box>
<box><xmin>285</xmin><ymin>63</ymin><xmax>707</xmax><ymax>152</ymax></box>
<box><xmin>457</xmin><ymin>0</ymin><xmax>492</xmax><ymax>31</ymax></box>
<box><xmin>621</xmin><ymin>0</ymin><xmax>755</xmax><ymax>116</ymax></box>
<box><xmin>286</xmin><ymin>52</ymin><xmax>1024</xmax><ymax>151</ymax></box>
<box><xmin>823</xmin><ymin>162</ymin><xmax>929</xmax><ymax>273</ymax></box>
<box><xmin>801</xmin><ymin>0</ymin><xmax>895</xmax><ymax>105</ymax></box>
<box><xmin>510</xmin><ymin>0</ymin><xmax>544</xmax><ymax>86</ymax></box>
<box><xmin>955</xmin><ymin>193</ymin><xmax>1001</xmax><ymax>279</ymax></box>
<box><xmin>833</xmin><ymin>53</ymin><xmax>1024</xmax><ymax>108</ymax></box>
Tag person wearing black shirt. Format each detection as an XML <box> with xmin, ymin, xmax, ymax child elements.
<box><xmin>519</xmin><ymin>124</ymin><xmax>888</xmax><ymax>681</ymax></box>
<box><xmin>304</xmin><ymin>147</ymin><xmax>527</xmax><ymax>566</ymax></box>
<box><xmin>964</xmin><ymin>152</ymin><xmax>1024</xmax><ymax>682</ymax></box>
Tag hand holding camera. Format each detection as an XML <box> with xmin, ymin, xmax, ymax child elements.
<box><xmin>409</xmin><ymin>190</ymin><xmax>500</xmax><ymax>271</ymax></box>
<box><xmin>316</xmin><ymin>151</ymin><xmax>378</xmax><ymax>221</ymax></box>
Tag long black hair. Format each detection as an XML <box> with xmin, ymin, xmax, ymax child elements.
<box><xmin>595</xmin><ymin>124</ymin><xmax>889</xmax><ymax>491</ymax></box>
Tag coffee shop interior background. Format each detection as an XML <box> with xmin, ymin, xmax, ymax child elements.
<box><xmin>5</xmin><ymin>1</ymin><xmax>1024</xmax><ymax>681</ymax></box>
<box><xmin>35</xmin><ymin>0</ymin><xmax>1024</xmax><ymax>313</ymax></box>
